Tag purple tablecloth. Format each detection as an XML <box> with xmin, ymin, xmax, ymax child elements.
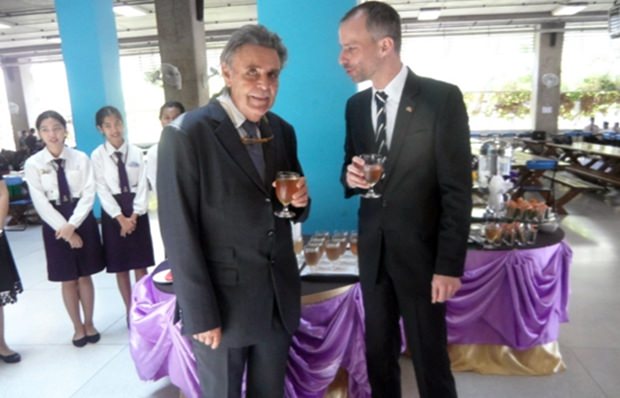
<box><xmin>129</xmin><ymin>241</ymin><xmax>571</xmax><ymax>396</ymax></box>
<box><xmin>447</xmin><ymin>241</ymin><xmax>572</xmax><ymax>350</ymax></box>
<box><xmin>129</xmin><ymin>281</ymin><xmax>370</xmax><ymax>398</ymax></box>
<box><xmin>129</xmin><ymin>277</ymin><xmax>201</xmax><ymax>397</ymax></box>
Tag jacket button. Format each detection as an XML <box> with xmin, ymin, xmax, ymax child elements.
<box><xmin>267</xmin><ymin>230</ymin><xmax>275</xmax><ymax>237</ymax></box>
<box><xmin>265</xmin><ymin>198</ymin><xmax>271</xmax><ymax>203</ymax></box>
<box><xmin>382</xmin><ymin>200</ymin><xmax>387</xmax><ymax>208</ymax></box>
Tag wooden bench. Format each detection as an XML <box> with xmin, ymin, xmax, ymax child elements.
<box><xmin>542</xmin><ymin>170</ymin><xmax>604</xmax><ymax>215</ymax></box>
<box><xmin>565</xmin><ymin>165</ymin><xmax>620</xmax><ymax>188</ymax></box>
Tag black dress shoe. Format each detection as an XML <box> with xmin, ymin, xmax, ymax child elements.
<box><xmin>0</xmin><ymin>352</ymin><xmax>21</xmax><ymax>363</ymax></box>
<box><xmin>72</xmin><ymin>336</ymin><xmax>88</xmax><ymax>347</ymax></box>
<box><xmin>86</xmin><ymin>333</ymin><xmax>101</xmax><ymax>344</ymax></box>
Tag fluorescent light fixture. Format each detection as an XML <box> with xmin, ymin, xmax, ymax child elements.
<box><xmin>418</xmin><ymin>7</ymin><xmax>441</xmax><ymax>21</ymax></box>
<box><xmin>0</xmin><ymin>22</ymin><xmax>12</xmax><ymax>29</ymax></box>
<box><xmin>113</xmin><ymin>5</ymin><xmax>147</xmax><ymax>17</ymax></box>
<box><xmin>551</xmin><ymin>2</ymin><xmax>588</xmax><ymax>17</ymax></box>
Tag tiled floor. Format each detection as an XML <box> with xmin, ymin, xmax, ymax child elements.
<box><xmin>1</xmin><ymin>190</ymin><xmax>620</xmax><ymax>397</ymax></box>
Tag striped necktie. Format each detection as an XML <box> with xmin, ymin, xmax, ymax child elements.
<box><xmin>53</xmin><ymin>159</ymin><xmax>71</xmax><ymax>204</ymax></box>
<box><xmin>374</xmin><ymin>91</ymin><xmax>388</xmax><ymax>156</ymax></box>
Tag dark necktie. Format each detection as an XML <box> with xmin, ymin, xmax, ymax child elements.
<box><xmin>114</xmin><ymin>151</ymin><xmax>131</xmax><ymax>193</ymax></box>
<box><xmin>242</xmin><ymin>120</ymin><xmax>265</xmax><ymax>181</ymax></box>
<box><xmin>374</xmin><ymin>91</ymin><xmax>388</xmax><ymax>156</ymax></box>
<box><xmin>54</xmin><ymin>159</ymin><xmax>71</xmax><ymax>204</ymax></box>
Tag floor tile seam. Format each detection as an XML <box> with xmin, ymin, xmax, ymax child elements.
<box><xmin>563</xmin><ymin>345</ymin><xmax>613</xmax><ymax>397</ymax></box>
<box><xmin>67</xmin><ymin>344</ymin><xmax>129</xmax><ymax>398</ymax></box>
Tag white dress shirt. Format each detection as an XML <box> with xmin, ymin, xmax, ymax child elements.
<box><xmin>371</xmin><ymin>64</ymin><xmax>408</xmax><ymax>150</ymax></box>
<box><xmin>24</xmin><ymin>146</ymin><xmax>97</xmax><ymax>231</ymax></box>
<box><xmin>91</xmin><ymin>141</ymin><xmax>148</xmax><ymax>218</ymax></box>
<box><xmin>218</xmin><ymin>91</ymin><xmax>263</xmax><ymax>138</ymax></box>
<box><xmin>146</xmin><ymin>143</ymin><xmax>158</xmax><ymax>195</ymax></box>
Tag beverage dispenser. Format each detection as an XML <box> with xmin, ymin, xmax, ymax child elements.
<box><xmin>478</xmin><ymin>136</ymin><xmax>513</xmax><ymax>216</ymax></box>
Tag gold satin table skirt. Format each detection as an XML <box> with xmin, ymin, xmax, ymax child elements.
<box><xmin>448</xmin><ymin>342</ymin><xmax>566</xmax><ymax>375</ymax></box>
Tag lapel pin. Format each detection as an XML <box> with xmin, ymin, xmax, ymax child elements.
<box><xmin>406</xmin><ymin>106</ymin><xmax>414</xmax><ymax>113</ymax></box>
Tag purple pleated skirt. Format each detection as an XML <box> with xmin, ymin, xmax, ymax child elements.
<box><xmin>42</xmin><ymin>201</ymin><xmax>105</xmax><ymax>282</ymax></box>
<box><xmin>101</xmin><ymin>192</ymin><xmax>155</xmax><ymax>273</ymax></box>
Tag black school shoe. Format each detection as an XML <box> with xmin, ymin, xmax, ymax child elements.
<box><xmin>72</xmin><ymin>336</ymin><xmax>88</xmax><ymax>347</ymax></box>
<box><xmin>0</xmin><ymin>352</ymin><xmax>21</xmax><ymax>363</ymax></box>
<box><xmin>86</xmin><ymin>333</ymin><xmax>101</xmax><ymax>344</ymax></box>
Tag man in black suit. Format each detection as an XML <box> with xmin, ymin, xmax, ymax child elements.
<box><xmin>157</xmin><ymin>24</ymin><xmax>309</xmax><ymax>398</ymax></box>
<box><xmin>338</xmin><ymin>2</ymin><xmax>471</xmax><ymax>397</ymax></box>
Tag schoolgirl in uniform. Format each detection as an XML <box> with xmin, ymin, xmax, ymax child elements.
<box><xmin>91</xmin><ymin>106</ymin><xmax>154</xmax><ymax>317</ymax></box>
<box><xmin>24</xmin><ymin>110</ymin><xmax>104</xmax><ymax>347</ymax></box>
<box><xmin>146</xmin><ymin>101</ymin><xmax>185</xmax><ymax>196</ymax></box>
<box><xmin>0</xmin><ymin>173</ymin><xmax>23</xmax><ymax>362</ymax></box>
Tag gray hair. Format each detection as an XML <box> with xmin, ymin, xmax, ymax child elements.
<box><xmin>220</xmin><ymin>24</ymin><xmax>288</xmax><ymax>68</ymax></box>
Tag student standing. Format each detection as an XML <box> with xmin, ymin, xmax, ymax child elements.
<box><xmin>24</xmin><ymin>110</ymin><xmax>104</xmax><ymax>347</ymax></box>
<box><xmin>91</xmin><ymin>106</ymin><xmax>154</xmax><ymax>317</ymax></box>
<box><xmin>146</xmin><ymin>101</ymin><xmax>185</xmax><ymax>196</ymax></box>
<box><xmin>0</xmin><ymin>173</ymin><xmax>23</xmax><ymax>362</ymax></box>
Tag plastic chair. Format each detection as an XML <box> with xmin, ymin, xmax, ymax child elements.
<box><xmin>4</xmin><ymin>175</ymin><xmax>33</xmax><ymax>231</ymax></box>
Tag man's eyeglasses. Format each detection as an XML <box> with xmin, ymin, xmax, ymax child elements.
<box><xmin>241</xmin><ymin>135</ymin><xmax>273</xmax><ymax>145</ymax></box>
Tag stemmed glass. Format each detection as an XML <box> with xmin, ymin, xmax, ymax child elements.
<box><xmin>360</xmin><ymin>154</ymin><xmax>386</xmax><ymax>198</ymax></box>
<box><xmin>274</xmin><ymin>171</ymin><xmax>300</xmax><ymax>218</ymax></box>
<box><xmin>349</xmin><ymin>232</ymin><xmax>358</xmax><ymax>256</ymax></box>
<box><xmin>325</xmin><ymin>240</ymin><xmax>342</xmax><ymax>270</ymax></box>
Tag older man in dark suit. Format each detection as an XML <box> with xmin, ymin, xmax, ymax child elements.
<box><xmin>339</xmin><ymin>2</ymin><xmax>472</xmax><ymax>397</ymax></box>
<box><xmin>157</xmin><ymin>24</ymin><xmax>309</xmax><ymax>398</ymax></box>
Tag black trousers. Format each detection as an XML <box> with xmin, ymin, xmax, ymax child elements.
<box><xmin>361</xmin><ymin>249</ymin><xmax>457</xmax><ymax>398</ymax></box>
<box><xmin>191</xmin><ymin>315</ymin><xmax>292</xmax><ymax>398</ymax></box>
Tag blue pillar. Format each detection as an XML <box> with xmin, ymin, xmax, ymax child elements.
<box><xmin>54</xmin><ymin>0</ymin><xmax>125</xmax><ymax>155</ymax></box>
<box><xmin>258</xmin><ymin>0</ymin><xmax>357</xmax><ymax>232</ymax></box>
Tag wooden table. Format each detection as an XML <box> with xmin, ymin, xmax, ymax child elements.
<box><xmin>540</xmin><ymin>142</ymin><xmax>620</xmax><ymax>188</ymax></box>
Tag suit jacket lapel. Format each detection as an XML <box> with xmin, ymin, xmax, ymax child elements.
<box><xmin>359</xmin><ymin>90</ymin><xmax>376</xmax><ymax>153</ymax></box>
<box><xmin>260</xmin><ymin>115</ymin><xmax>276</xmax><ymax>190</ymax></box>
<box><xmin>209</xmin><ymin>101</ymin><xmax>269</xmax><ymax>193</ymax></box>
<box><xmin>384</xmin><ymin>71</ymin><xmax>420</xmax><ymax>185</ymax></box>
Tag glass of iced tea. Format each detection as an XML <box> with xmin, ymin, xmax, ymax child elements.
<box><xmin>360</xmin><ymin>154</ymin><xmax>386</xmax><ymax>198</ymax></box>
<box><xmin>274</xmin><ymin>171</ymin><xmax>300</xmax><ymax>218</ymax></box>
<box><xmin>325</xmin><ymin>240</ymin><xmax>342</xmax><ymax>267</ymax></box>
<box><xmin>303</xmin><ymin>244</ymin><xmax>322</xmax><ymax>269</ymax></box>
<box><xmin>349</xmin><ymin>232</ymin><xmax>358</xmax><ymax>256</ymax></box>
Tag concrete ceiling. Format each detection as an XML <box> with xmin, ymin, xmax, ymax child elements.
<box><xmin>0</xmin><ymin>0</ymin><xmax>616</xmax><ymax>64</ymax></box>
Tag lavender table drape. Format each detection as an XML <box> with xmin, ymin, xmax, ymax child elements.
<box><xmin>129</xmin><ymin>240</ymin><xmax>571</xmax><ymax>397</ymax></box>
<box><xmin>130</xmin><ymin>279</ymin><xmax>371</xmax><ymax>398</ymax></box>
<box><xmin>447</xmin><ymin>241</ymin><xmax>572</xmax><ymax>350</ymax></box>
<box><xmin>129</xmin><ymin>276</ymin><xmax>201</xmax><ymax>398</ymax></box>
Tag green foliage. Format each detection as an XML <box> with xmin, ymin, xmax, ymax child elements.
<box><xmin>560</xmin><ymin>76</ymin><xmax>620</xmax><ymax>120</ymax></box>
<box><xmin>464</xmin><ymin>74</ymin><xmax>620</xmax><ymax>122</ymax></box>
<box><xmin>463</xmin><ymin>91</ymin><xmax>531</xmax><ymax>120</ymax></box>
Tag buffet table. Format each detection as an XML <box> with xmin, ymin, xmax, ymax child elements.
<box><xmin>447</xmin><ymin>232</ymin><xmax>572</xmax><ymax>375</ymax></box>
<box><xmin>129</xmin><ymin>229</ymin><xmax>571</xmax><ymax>397</ymax></box>
<box><xmin>129</xmin><ymin>267</ymin><xmax>370</xmax><ymax>398</ymax></box>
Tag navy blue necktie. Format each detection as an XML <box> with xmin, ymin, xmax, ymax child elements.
<box><xmin>242</xmin><ymin>120</ymin><xmax>265</xmax><ymax>181</ymax></box>
<box><xmin>54</xmin><ymin>159</ymin><xmax>71</xmax><ymax>204</ymax></box>
<box><xmin>374</xmin><ymin>91</ymin><xmax>388</xmax><ymax>156</ymax></box>
<box><xmin>114</xmin><ymin>152</ymin><xmax>131</xmax><ymax>193</ymax></box>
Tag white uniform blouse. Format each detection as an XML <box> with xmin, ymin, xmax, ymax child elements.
<box><xmin>146</xmin><ymin>143</ymin><xmax>158</xmax><ymax>196</ymax></box>
<box><xmin>91</xmin><ymin>141</ymin><xmax>148</xmax><ymax>218</ymax></box>
<box><xmin>24</xmin><ymin>146</ymin><xmax>97</xmax><ymax>231</ymax></box>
